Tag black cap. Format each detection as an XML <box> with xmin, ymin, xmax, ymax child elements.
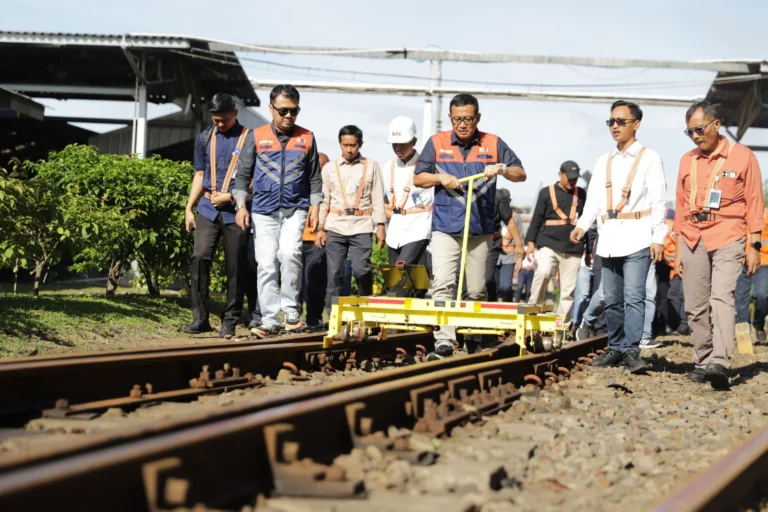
<box><xmin>560</xmin><ymin>160</ymin><xmax>580</xmax><ymax>179</ymax></box>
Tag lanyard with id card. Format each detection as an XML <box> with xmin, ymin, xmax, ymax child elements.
<box><xmin>690</xmin><ymin>140</ymin><xmax>734</xmax><ymax>213</ymax></box>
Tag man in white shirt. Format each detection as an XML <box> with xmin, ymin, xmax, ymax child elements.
<box><xmin>382</xmin><ymin>116</ymin><xmax>433</xmax><ymax>267</ymax></box>
<box><xmin>570</xmin><ymin>100</ymin><xmax>667</xmax><ymax>374</ymax></box>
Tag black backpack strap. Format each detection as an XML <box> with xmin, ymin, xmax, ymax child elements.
<box><xmin>202</xmin><ymin>126</ymin><xmax>215</xmax><ymax>152</ymax></box>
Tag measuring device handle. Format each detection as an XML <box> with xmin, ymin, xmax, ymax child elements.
<box><xmin>457</xmin><ymin>172</ymin><xmax>487</xmax><ymax>184</ymax></box>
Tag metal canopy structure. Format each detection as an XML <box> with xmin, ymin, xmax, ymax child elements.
<box><xmin>0</xmin><ymin>31</ymin><xmax>260</xmax><ymax>158</ymax></box>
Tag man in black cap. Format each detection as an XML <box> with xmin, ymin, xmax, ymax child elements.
<box><xmin>525</xmin><ymin>161</ymin><xmax>586</xmax><ymax>326</ymax></box>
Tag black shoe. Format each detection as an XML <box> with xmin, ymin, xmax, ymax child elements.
<box><xmin>427</xmin><ymin>344</ymin><xmax>454</xmax><ymax>361</ymax></box>
<box><xmin>756</xmin><ymin>329</ymin><xmax>767</xmax><ymax>343</ymax></box>
<box><xmin>623</xmin><ymin>350</ymin><xmax>648</xmax><ymax>374</ymax></box>
<box><xmin>303</xmin><ymin>322</ymin><xmax>324</xmax><ymax>333</ymax></box>
<box><xmin>576</xmin><ymin>323</ymin><xmax>595</xmax><ymax>341</ymax></box>
<box><xmin>183</xmin><ymin>321</ymin><xmax>212</xmax><ymax>334</ymax></box>
<box><xmin>219</xmin><ymin>324</ymin><xmax>236</xmax><ymax>339</ymax></box>
<box><xmin>704</xmin><ymin>363</ymin><xmax>729</xmax><ymax>390</ymax></box>
<box><xmin>591</xmin><ymin>349</ymin><xmax>624</xmax><ymax>367</ymax></box>
<box><xmin>688</xmin><ymin>368</ymin><xmax>706</xmax><ymax>383</ymax></box>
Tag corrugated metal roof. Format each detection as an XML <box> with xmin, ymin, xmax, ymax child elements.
<box><xmin>0</xmin><ymin>31</ymin><xmax>191</xmax><ymax>49</ymax></box>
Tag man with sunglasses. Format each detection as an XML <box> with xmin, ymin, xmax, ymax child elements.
<box><xmin>570</xmin><ymin>100</ymin><xmax>668</xmax><ymax>374</ymax></box>
<box><xmin>184</xmin><ymin>93</ymin><xmax>250</xmax><ymax>339</ymax></box>
<box><xmin>233</xmin><ymin>84</ymin><xmax>322</xmax><ymax>338</ymax></box>
<box><xmin>413</xmin><ymin>93</ymin><xmax>526</xmax><ymax>360</ymax></box>
<box><xmin>525</xmin><ymin>160</ymin><xmax>586</xmax><ymax>326</ymax></box>
<box><xmin>673</xmin><ymin>100</ymin><xmax>764</xmax><ymax>389</ymax></box>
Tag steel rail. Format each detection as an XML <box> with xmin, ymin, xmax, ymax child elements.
<box><xmin>0</xmin><ymin>336</ymin><xmax>607</xmax><ymax>511</ymax></box>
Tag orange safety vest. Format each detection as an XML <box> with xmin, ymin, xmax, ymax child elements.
<box><xmin>544</xmin><ymin>184</ymin><xmax>578</xmax><ymax>226</ymax></box>
<box><xmin>662</xmin><ymin>219</ymin><xmax>676</xmax><ymax>279</ymax></box>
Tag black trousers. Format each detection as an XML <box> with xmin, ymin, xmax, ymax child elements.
<box><xmin>190</xmin><ymin>214</ymin><xmax>248</xmax><ymax>327</ymax></box>
<box><xmin>652</xmin><ymin>262</ymin><xmax>670</xmax><ymax>337</ymax></box>
<box><xmin>667</xmin><ymin>275</ymin><xmax>689</xmax><ymax>334</ymax></box>
<box><xmin>301</xmin><ymin>241</ymin><xmax>327</xmax><ymax>326</ymax></box>
<box><xmin>485</xmin><ymin>236</ymin><xmax>503</xmax><ymax>302</ymax></box>
<box><xmin>326</xmin><ymin>232</ymin><xmax>372</xmax><ymax>312</ymax></box>
<box><xmin>244</xmin><ymin>229</ymin><xmax>262</xmax><ymax>323</ymax></box>
<box><xmin>388</xmin><ymin>239</ymin><xmax>429</xmax><ymax>266</ymax></box>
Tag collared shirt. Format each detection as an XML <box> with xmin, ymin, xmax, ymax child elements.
<box><xmin>526</xmin><ymin>182</ymin><xmax>586</xmax><ymax>255</ymax></box>
<box><xmin>673</xmin><ymin>137</ymin><xmax>764</xmax><ymax>252</ymax></box>
<box><xmin>382</xmin><ymin>151</ymin><xmax>433</xmax><ymax>249</ymax></box>
<box><xmin>232</xmin><ymin>122</ymin><xmax>323</xmax><ymax>210</ymax></box>
<box><xmin>192</xmin><ymin>121</ymin><xmax>245</xmax><ymax>224</ymax></box>
<box><xmin>319</xmin><ymin>155</ymin><xmax>387</xmax><ymax>237</ymax></box>
<box><xmin>576</xmin><ymin>141</ymin><xmax>668</xmax><ymax>258</ymax></box>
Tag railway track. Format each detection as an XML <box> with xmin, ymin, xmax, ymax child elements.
<box><xmin>0</xmin><ymin>331</ymin><xmax>435</xmax><ymax>427</ymax></box>
<box><xmin>0</xmin><ymin>335</ymin><xmax>608</xmax><ymax>510</ymax></box>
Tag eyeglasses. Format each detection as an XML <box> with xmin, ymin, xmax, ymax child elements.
<box><xmin>605</xmin><ymin>118</ymin><xmax>637</xmax><ymax>127</ymax></box>
<box><xmin>271</xmin><ymin>105</ymin><xmax>301</xmax><ymax>117</ymax></box>
<box><xmin>450</xmin><ymin>115</ymin><xmax>478</xmax><ymax>126</ymax></box>
<box><xmin>683</xmin><ymin>119</ymin><xmax>716</xmax><ymax>137</ymax></box>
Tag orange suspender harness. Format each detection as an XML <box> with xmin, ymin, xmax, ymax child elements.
<box><xmin>544</xmin><ymin>184</ymin><xmax>578</xmax><ymax>226</ymax></box>
<box><xmin>330</xmin><ymin>159</ymin><xmax>372</xmax><ymax>217</ymax></box>
<box><xmin>208</xmin><ymin>127</ymin><xmax>248</xmax><ymax>194</ymax></box>
<box><xmin>685</xmin><ymin>140</ymin><xmax>740</xmax><ymax>223</ymax></box>
<box><xmin>600</xmin><ymin>147</ymin><xmax>651</xmax><ymax>222</ymax></box>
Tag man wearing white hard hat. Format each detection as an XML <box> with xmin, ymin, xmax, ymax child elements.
<box><xmin>382</xmin><ymin>116</ymin><xmax>434</xmax><ymax>267</ymax></box>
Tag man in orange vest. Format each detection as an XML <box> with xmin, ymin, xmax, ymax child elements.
<box><xmin>674</xmin><ymin>100</ymin><xmax>765</xmax><ymax>388</ymax></box>
<box><xmin>525</xmin><ymin>161</ymin><xmax>586</xmax><ymax>325</ymax></box>
<box><xmin>300</xmin><ymin>153</ymin><xmax>330</xmax><ymax>331</ymax></box>
<box><xmin>184</xmin><ymin>93</ymin><xmax>250</xmax><ymax>339</ymax></box>
<box><xmin>735</xmin><ymin>209</ymin><xmax>768</xmax><ymax>343</ymax></box>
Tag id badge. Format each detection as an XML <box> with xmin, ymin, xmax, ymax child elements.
<box><xmin>411</xmin><ymin>191</ymin><xmax>422</xmax><ymax>206</ymax></box>
<box><xmin>706</xmin><ymin>189</ymin><xmax>722</xmax><ymax>209</ymax></box>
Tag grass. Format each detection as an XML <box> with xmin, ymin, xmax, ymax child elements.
<box><xmin>0</xmin><ymin>289</ymin><xmax>227</xmax><ymax>358</ymax></box>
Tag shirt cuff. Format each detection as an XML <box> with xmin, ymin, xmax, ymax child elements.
<box><xmin>651</xmin><ymin>226</ymin><xmax>668</xmax><ymax>245</ymax></box>
<box><xmin>232</xmin><ymin>190</ymin><xmax>248</xmax><ymax>202</ymax></box>
<box><xmin>310</xmin><ymin>192</ymin><xmax>324</xmax><ymax>206</ymax></box>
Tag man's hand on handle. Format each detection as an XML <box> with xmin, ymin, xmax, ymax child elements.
<box><xmin>483</xmin><ymin>164</ymin><xmax>506</xmax><ymax>180</ymax></box>
<box><xmin>439</xmin><ymin>174</ymin><xmax>461</xmax><ymax>190</ymax></box>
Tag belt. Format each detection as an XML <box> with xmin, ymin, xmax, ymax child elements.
<box><xmin>330</xmin><ymin>208</ymin><xmax>373</xmax><ymax>217</ymax></box>
<box><xmin>391</xmin><ymin>205</ymin><xmax>433</xmax><ymax>216</ymax></box>
<box><xmin>600</xmin><ymin>208</ymin><xmax>651</xmax><ymax>222</ymax></box>
<box><xmin>685</xmin><ymin>212</ymin><xmax>743</xmax><ymax>223</ymax></box>
<box><xmin>544</xmin><ymin>219</ymin><xmax>576</xmax><ymax>226</ymax></box>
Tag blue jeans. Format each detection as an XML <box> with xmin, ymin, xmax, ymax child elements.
<box><xmin>642</xmin><ymin>262</ymin><xmax>657</xmax><ymax>340</ymax></box>
<box><xmin>735</xmin><ymin>266</ymin><xmax>752</xmax><ymax>325</ymax></box>
<box><xmin>602</xmin><ymin>248</ymin><xmax>651</xmax><ymax>353</ymax></box>
<box><xmin>497</xmin><ymin>264</ymin><xmax>515</xmax><ymax>302</ymax></box>
<box><xmin>251</xmin><ymin>208</ymin><xmax>307</xmax><ymax>327</ymax></box>
<box><xmin>572</xmin><ymin>265</ymin><xmax>593</xmax><ymax>328</ymax></box>
<box><xmin>582</xmin><ymin>279</ymin><xmax>604</xmax><ymax>327</ymax></box>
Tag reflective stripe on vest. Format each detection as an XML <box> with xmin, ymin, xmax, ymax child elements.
<box><xmin>544</xmin><ymin>184</ymin><xmax>577</xmax><ymax>226</ymax></box>
<box><xmin>252</xmin><ymin>124</ymin><xmax>313</xmax><ymax>214</ymax></box>
<box><xmin>430</xmin><ymin>130</ymin><xmax>499</xmax><ymax>235</ymax></box>
<box><xmin>689</xmin><ymin>139</ymin><xmax>735</xmax><ymax>215</ymax></box>
<box><xmin>208</xmin><ymin>126</ymin><xmax>248</xmax><ymax>193</ymax></box>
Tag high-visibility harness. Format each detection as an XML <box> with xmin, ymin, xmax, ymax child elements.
<box><xmin>388</xmin><ymin>160</ymin><xmax>433</xmax><ymax>216</ymax></box>
<box><xmin>330</xmin><ymin>159</ymin><xmax>372</xmax><ymax>217</ymax></box>
<box><xmin>600</xmin><ymin>146</ymin><xmax>650</xmax><ymax>222</ymax></box>
<box><xmin>685</xmin><ymin>141</ymin><xmax>741</xmax><ymax>224</ymax></box>
<box><xmin>544</xmin><ymin>184</ymin><xmax>578</xmax><ymax>226</ymax></box>
<box><xmin>206</xmin><ymin>126</ymin><xmax>248</xmax><ymax>198</ymax></box>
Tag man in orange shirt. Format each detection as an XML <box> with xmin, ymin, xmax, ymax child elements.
<box><xmin>674</xmin><ymin>100</ymin><xmax>765</xmax><ymax>389</ymax></box>
<box><xmin>734</xmin><ymin>210</ymin><xmax>768</xmax><ymax>343</ymax></box>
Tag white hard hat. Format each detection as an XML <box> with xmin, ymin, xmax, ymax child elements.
<box><xmin>387</xmin><ymin>116</ymin><xmax>417</xmax><ymax>144</ymax></box>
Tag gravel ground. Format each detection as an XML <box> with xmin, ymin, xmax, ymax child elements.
<box><xmin>258</xmin><ymin>334</ymin><xmax>768</xmax><ymax>512</ymax></box>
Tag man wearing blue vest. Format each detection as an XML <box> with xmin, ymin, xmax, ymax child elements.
<box><xmin>233</xmin><ymin>84</ymin><xmax>322</xmax><ymax>338</ymax></box>
<box><xmin>413</xmin><ymin>94</ymin><xmax>527</xmax><ymax>360</ymax></box>
<box><xmin>184</xmin><ymin>93</ymin><xmax>250</xmax><ymax>339</ymax></box>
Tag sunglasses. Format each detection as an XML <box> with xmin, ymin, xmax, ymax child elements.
<box><xmin>450</xmin><ymin>115</ymin><xmax>478</xmax><ymax>126</ymax></box>
<box><xmin>271</xmin><ymin>105</ymin><xmax>301</xmax><ymax>117</ymax></box>
<box><xmin>605</xmin><ymin>118</ymin><xmax>637</xmax><ymax>127</ymax></box>
<box><xmin>683</xmin><ymin>119</ymin><xmax>716</xmax><ymax>137</ymax></box>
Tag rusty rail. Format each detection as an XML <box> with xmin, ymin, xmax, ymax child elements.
<box><xmin>653</xmin><ymin>422</ymin><xmax>768</xmax><ymax>512</ymax></box>
<box><xmin>0</xmin><ymin>336</ymin><xmax>606</xmax><ymax>511</ymax></box>
<box><xmin>0</xmin><ymin>331</ymin><xmax>434</xmax><ymax>427</ymax></box>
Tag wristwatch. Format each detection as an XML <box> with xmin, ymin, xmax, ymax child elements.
<box><xmin>234</xmin><ymin>202</ymin><xmax>247</xmax><ymax>211</ymax></box>
<box><xmin>752</xmin><ymin>241</ymin><xmax>762</xmax><ymax>252</ymax></box>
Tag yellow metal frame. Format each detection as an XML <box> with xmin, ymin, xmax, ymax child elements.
<box><xmin>323</xmin><ymin>172</ymin><xmax>566</xmax><ymax>352</ymax></box>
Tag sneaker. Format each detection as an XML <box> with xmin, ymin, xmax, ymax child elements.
<box><xmin>623</xmin><ymin>350</ymin><xmax>648</xmax><ymax>374</ymax></box>
<box><xmin>704</xmin><ymin>363</ymin><xmax>729</xmax><ymax>390</ymax></box>
<box><xmin>284</xmin><ymin>315</ymin><xmax>304</xmax><ymax>332</ymax></box>
<box><xmin>688</xmin><ymin>368</ymin><xmax>706</xmax><ymax>383</ymax></box>
<box><xmin>756</xmin><ymin>329</ymin><xmax>767</xmax><ymax>343</ymax></box>
<box><xmin>427</xmin><ymin>344</ymin><xmax>454</xmax><ymax>361</ymax></box>
<box><xmin>251</xmin><ymin>324</ymin><xmax>281</xmax><ymax>338</ymax></box>
<box><xmin>219</xmin><ymin>324</ymin><xmax>236</xmax><ymax>339</ymax></box>
<box><xmin>591</xmin><ymin>349</ymin><xmax>624</xmax><ymax>367</ymax></box>
<box><xmin>183</xmin><ymin>321</ymin><xmax>212</xmax><ymax>334</ymax></box>
<box><xmin>639</xmin><ymin>338</ymin><xmax>662</xmax><ymax>349</ymax></box>
<box><xmin>576</xmin><ymin>323</ymin><xmax>595</xmax><ymax>342</ymax></box>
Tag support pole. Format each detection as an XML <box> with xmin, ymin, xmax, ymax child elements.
<box><xmin>435</xmin><ymin>60</ymin><xmax>443</xmax><ymax>133</ymax></box>
<box><xmin>136</xmin><ymin>84</ymin><xmax>148</xmax><ymax>158</ymax></box>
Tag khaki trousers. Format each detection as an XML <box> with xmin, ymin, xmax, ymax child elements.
<box><xmin>430</xmin><ymin>231</ymin><xmax>491</xmax><ymax>348</ymax></box>
<box><xmin>680</xmin><ymin>237</ymin><xmax>746</xmax><ymax>369</ymax></box>
<box><xmin>528</xmin><ymin>246</ymin><xmax>582</xmax><ymax>325</ymax></box>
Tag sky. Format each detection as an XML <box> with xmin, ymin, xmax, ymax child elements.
<box><xmin>4</xmin><ymin>0</ymin><xmax>768</xmax><ymax>208</ymax></box>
